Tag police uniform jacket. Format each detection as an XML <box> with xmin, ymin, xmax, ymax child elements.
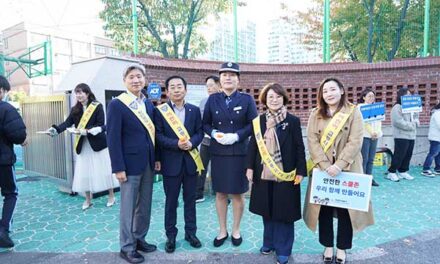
<box><xmin>202</xmin><ymin>91</ymin><xmax>257</xmax><ymax>156</ymax></box>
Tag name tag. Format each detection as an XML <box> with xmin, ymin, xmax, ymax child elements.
<box><xmin>233</xmin><ymin>106</ymin><xmax>242</xmax><ymax>111</ymax></box>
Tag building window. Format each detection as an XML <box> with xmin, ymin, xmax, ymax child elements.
<box><xmin>94</xmin><ymin>45</ymin><xmax>106</xmax><ymax>55</ymax></box>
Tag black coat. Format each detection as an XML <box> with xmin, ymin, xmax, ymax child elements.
<box><xmin>246</xmin><ymin>113</ymin><xmax>307</xmax><ymax>223</ymax></box>
<box><xmin>53</xmin><ymin>102</ymin><xmax>107</xmax><ymax>154</ymax></box>
<box><xmin>0</xmin><ymin>101</ymin><xmax>27</xmax><ymax>166</ymax></box>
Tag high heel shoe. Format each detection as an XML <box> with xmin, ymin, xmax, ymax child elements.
<box><xmin>335</xmin><ymin>249</ymin><xmax>346</xmax><ymax>264</ymax></box>
<box><xmin>106</xmin><ymin>197</ymin><xmax>116</xmax><ymax>207</ymax></box>
<box><xmin>82</xmin><ymin>201</ymin><xmax>93</xmax><ymax>210</ymax></box>
<box><xmin>322</xmin><ymin>247</ymin><xmax>334</xmax><ymax>264</ymax></box>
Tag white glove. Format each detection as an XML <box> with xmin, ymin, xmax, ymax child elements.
<box><xmin>220</xmin><ymin>133</ymin><xmax>239</xmax><ymax>145</ymax></box>
<box><xmin>48</xmin><ymin>127</ymin><xmax>58</xmax><ymax>137</ymax></box>
<box><xmin>211</xmin><ymin>130</ymin><xmax>225</xmax><ymax>143</ymax></box>
<box><xmin>88</xmin><ymin>127</ymin><xmax>102</xmax><ymax>136</ymax></box>
<box><xmin>79</xmin><ymin>129</ymin><xmax>88</xmax><ymax>136</ymax></box>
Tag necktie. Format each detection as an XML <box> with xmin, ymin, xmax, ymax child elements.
<box><xmin>225</xmin><ymin>97</ymin><xmax>232</xmax><ymax>108</ymax></box>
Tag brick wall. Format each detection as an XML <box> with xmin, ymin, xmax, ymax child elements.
<box><xmin>139</xmin><ymin>56</ymin><xmax>440</xmax><ymax>125</ymax></box>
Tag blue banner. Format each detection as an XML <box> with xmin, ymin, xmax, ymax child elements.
<box><xmin>360</xmin><ymin>102</ymin><xmax>385</xmax><ymax>123</ymax></box>
<box><xmin>309</xmin><ymin>169</ymin><xmax>372</xmax><ymax>212</ymax></box>
<box><xmin>401</xmin><ymin>95</ymin><xmax>422</xmax><ymax>113</ymax></box>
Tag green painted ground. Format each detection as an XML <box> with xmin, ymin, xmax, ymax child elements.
<box><xmin>2</xmin><ymin>166</ymin><xmax>439</xmax><ymax>254</ymax></box>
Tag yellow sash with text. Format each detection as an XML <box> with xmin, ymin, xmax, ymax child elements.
<box><xmin>117</xmin><ymin>93</ymin><xmax>155</xmax><ymax>145</ymax></box>
<box><xmin>306</xmin><ymin>106</ymin><xmax>355</xmax><ymax>176</ymax></box>
<box><xmin>252</xmin><ymin>117</ymin><xmax>296</xmax><ymax>182</ymax></box>
<box><xmin>157</xmin><ymin>103</ymin><xmax>204</xmax><ymax>174</ymax></box>
<box><xmin>74</xmin><ymin>101</ymin><xmax>99</xmax><ymax>152</ymax></box>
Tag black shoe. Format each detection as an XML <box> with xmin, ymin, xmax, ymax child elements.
<box><xmin>136</xmin><ymin>240</ymin><xmax>157</xmax><ymax>253</ymax></box>
<box><xmin>213</xmin><ymin>233</ymin><xmax>228</xmax><ymax>247</ymax></box>
<box><xmin>0</xmin><ymin>231</ymin><xmax>14</xmax><ymax>248</ymax></box>
<box><xmin>372</xmin><ymin>180</ymin><xmax>379</xmax><ymax>187</ymax></box>
<box><xmin>165</xmin><ymin>237</ymin><xmax>176</xmax><ymax>253</ymax></box>
<box><xmin>185</xmin><ymin>233</ymin><xmax>202</xmax><ymax>248</ymax></box>
<box><xmin>119</xmin><ymin>250</ymin><xmax>144</xmax><ymax>264</ymax></box>
<box><xmin>231</xmin><ymin>235</ymin><xmax>242</xmax><ymax>246</ymax></box>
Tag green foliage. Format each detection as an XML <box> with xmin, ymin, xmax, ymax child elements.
<box><xmin>100</xmin><ymin>0</ymin><xmax>230</xmax><ymax>59</ymax></box>
<box><xmin>294</xmin><ymin>0</ymin><xmax>440</xmax><ymax>62</ymax></box>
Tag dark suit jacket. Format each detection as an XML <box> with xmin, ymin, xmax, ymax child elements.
<box><xmin>106</xmin><ymin>97</ymin><xmax>156</xmax><ymax>175</ymax></box>
<box><xmin>0</xmin><ymin>101</ymin><xmax>26</xmax><ymax>166</ymax></box>
<box><xmin>53</xmin><ymin>102</ymin><xmax>107</xmax><ymax>154</ymax></box>
<box><xmin>246</xmin><ymin>113</ymin><xmax>307</xmax><ymax>222</ymax></box>
<box><xmin>202</xmin><ymin>91</ymin><xmax>257</xmax><ymax>156</ymax></box>
<box><xmin>155</xmin><ymin>101</ymin><xmax>204</xmax><ymax>177</ymax></box>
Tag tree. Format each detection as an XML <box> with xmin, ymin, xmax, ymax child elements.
<box><xmin>100</xmin><ymin>0</ymin><xmax>231</xmax><ymax>59</ymax></box>
<box><xmin>291</xmin><ymin>0</ymin><xmax>440</xmax><ymax>62</ymax></box>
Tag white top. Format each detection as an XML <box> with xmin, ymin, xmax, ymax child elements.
<box><xmin>428</xmin><ymin>109</ymin><xmax>440</xmax><ymax>142</ymax></box>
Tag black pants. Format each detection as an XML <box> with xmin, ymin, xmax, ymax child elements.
<box><xmin>0</xmin><ymin>166</ymin><xmax>18</xmax><ymax>233</ymax></box>
<box><xmin>318</xmin><ymin>205</ymin><xmax>353</xmax><ymax>250</ymax></box>
<box><xmin>163</xmin><ymin>162</ymin><xmax>197</xmax><ymax>238</ymax></box>
<box><xmin>196</xmin><ymin>143</ymin><xmax>211</xmax><ymax>198</ymax></box>
<box><xmin>388</xmin><ymin>138</ymin><xmax>415</xmax><ymax>173</ymax></box>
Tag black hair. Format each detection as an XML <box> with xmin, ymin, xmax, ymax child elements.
<box><xmin>395</xmin><ymin>87</ymin><xmax>410</xmax><ymax>105</ymax></box>
<box><xmin>205</xmin><ymin>75</ymin><xmax>220</xmax><ymax>83</ymax></box>
<box><xmin>432</xmin><ymin>101</ymin><xmax>440</xmax><ymax>112</ymax></box>
<box><xmin>0</xmin><ymin>75</ymin><xmax>11</xmax><ymax>91</ymax></box>
<box><xmin>165</xmin><ymin>75</ymin><xmax>187</xmax><ymax>90</ymax></box>
<box><xmin>71</xmin><ymin>83</ymin><xmax>97</xmax><ymax>118</ymax></box>
<box><xmin>359</xmin><ymin>88</ymin><xmax>375</xmax><ymax>103</ymax></box>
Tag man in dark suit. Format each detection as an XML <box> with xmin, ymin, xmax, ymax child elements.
<box><xmin>155</xmin><ymin>75</ymin><xmax>204</xmax><ymax>253</ymax></box>
<box><xmin>0</xmin><ymin>76</ymin><xmax>27</xmax><ymax>248</ymax></box>
<box><xmin>107</xmin><ymin>65</ymin><xmax>158</xmax><ymax>264</ymax></box>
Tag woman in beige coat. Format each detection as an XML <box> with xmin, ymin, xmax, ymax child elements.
<box><xmin>304</xmin><ymin>78</ymin><xmax>374</xmax><ymax>264</ymax></box>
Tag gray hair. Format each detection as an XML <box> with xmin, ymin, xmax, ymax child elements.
<box><xmin>123</xmin><ymin>64</ymin><xmax>146</xmax><ymax>79</ymax></box>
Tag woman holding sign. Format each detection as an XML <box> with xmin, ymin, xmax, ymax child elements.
<box><xmin>47</xmin><ymin>83</ymin><xmax>118</xmax><ymax>210</ymax></box>
<box><xmin>304</xmin><ymin>78</ymin><xmax>374</xmax><ymax>264</ymax></box>
<box><xmin>358</xmin><ymin>88</ymin><xmax>382</xmax><ymax>187</ymax></box>
<box><xmin>387</xmin><ymin>87</ymin><xmax>418</xmax><ymax>182</ymax></box>
<box><xmin>246</xmin><ymin>83</ymin><xmax>306</xmax><ymax>264</ymax></box>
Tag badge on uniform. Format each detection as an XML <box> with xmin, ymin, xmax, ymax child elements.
<box><xmin>233</xmin><ymin>106</ymin><xmax>242</xmax><ymax>111</ymax></box>
<box><xmin>129</xmin><ymin>101</ymin><xmax>138</xmax><ymax>110</ymax></box>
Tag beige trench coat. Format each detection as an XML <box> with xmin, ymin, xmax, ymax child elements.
<box><xmin>303</xmin><ymin>104</ymin><xmax>374</xmax><ymax>233</ymax></box>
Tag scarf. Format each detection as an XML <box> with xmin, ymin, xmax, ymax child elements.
<box><xmin>261</xmin><ymin>106</ymin><xmax>287</xmax><ymax>182</ymax></box>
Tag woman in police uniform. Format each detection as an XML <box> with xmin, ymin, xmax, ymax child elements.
<box><xmin>203</xmin><ymin>62</ymin><xmax>258</xmax><ymax>247</ymax></box>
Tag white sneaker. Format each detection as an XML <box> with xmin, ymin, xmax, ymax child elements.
<box><xmin>421</xmin><ymin>170</ymin><xmax>435</xmax><ymax>177</ymax></box>
<box><xmin>386</xmin><ymin>172</ymin><xmax>399</xmax><ymax>182</ymax></box>
<box><xmin>399</xmin><ymin>172</ymin><xmax>414</xmax><ymax>180</ymax></box>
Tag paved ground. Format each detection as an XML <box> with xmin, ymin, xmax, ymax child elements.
<box><xmin>0</xmin><ymin>165</ymin><xmax>439</xmax><ymax>263</ymax></box>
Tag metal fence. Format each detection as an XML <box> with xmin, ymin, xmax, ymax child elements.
<box><xmin>21</xmin><ymin>94</ymin><xmax>74</xmax><ymax>189</ymax></box>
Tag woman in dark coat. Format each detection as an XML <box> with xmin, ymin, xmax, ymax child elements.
<box><xmin>246</xmin><ymin>83</ymin><xmax>306</xmax><ymax>264</ymax></box>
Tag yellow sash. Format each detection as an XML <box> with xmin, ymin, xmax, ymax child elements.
<box><xmin>306</xmin><ymin>106</ymin><xmax>355</xmax><ymax>175</ymax></box>
<box><xmin>74</xmin><ymin>102</ymin><xmax>99</xmax><ymax>152</ymax></box>
<box><xmin>157</xmin><ymin>103</ymin><xmax>204</xmax><ymax>174</ymax></box>
<box><xmin>252</xmin><ymin>116</ymin><xmax>296</xmax><ymax>182</ymax></box>
<box><xmin>117</xmin><ymin>93</ymin><xmax>155</xmax><ymax>146</ymax></box>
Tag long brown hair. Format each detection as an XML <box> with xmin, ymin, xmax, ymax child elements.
<box><xmin>317</xmin><ymin>78</ymin><xmax>348</xmax><ymax>118</ymax></box>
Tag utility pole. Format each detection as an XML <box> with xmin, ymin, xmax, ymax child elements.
<box><xmin>233</xmin><ymin>0</ymin><xmax>238</xmax><ymax>62</ymax></box>
<box><xmin>323</xmin><ymin>0</ymin><xmax>330</xmax><ymax>63</ymax></box>
<box><xmin>423</xmin><ymin>0</ymin><xmax>430</xmax><ymax>57</ymax></box>
<box><xmin>132</xmin><ymin>0</ymin><xmax>139</xmax><ymax>56</ymax></box>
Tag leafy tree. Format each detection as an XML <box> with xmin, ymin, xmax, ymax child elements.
<box><xmin>291</xmin><ymin>0</ymin><xmax>440</xmax><ymax>62</ymax></box>
<box><xmin>100</xmin><ymin>0</ymin><xmax>231</xmax><ymax>59</ymax></box>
